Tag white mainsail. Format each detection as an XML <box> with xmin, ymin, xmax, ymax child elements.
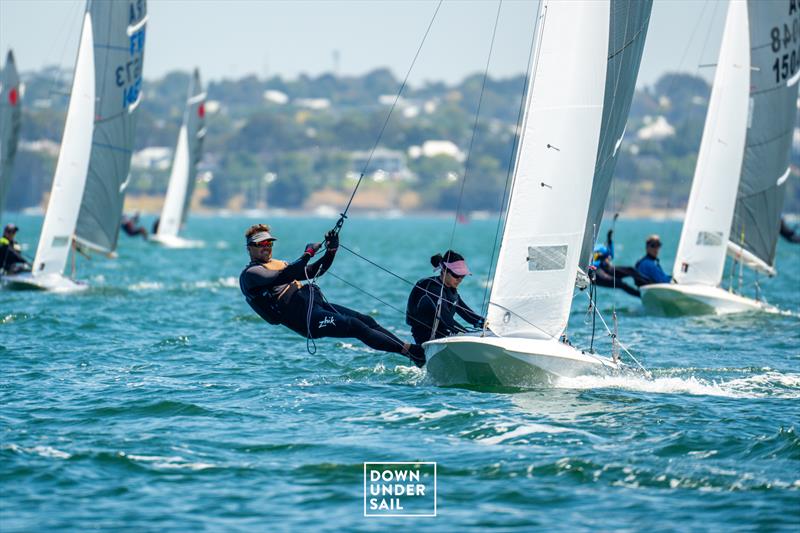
<box><xmin>156</xmin><ymin>69</ymin><xmax>206</xmax><ymax>240</ymax></box>
<box><xmin>672</xmin><ymin>0</ymin><xmax>750</xmax><ymax>286</ymax></box>
<box><xmin>32</xmin><ymin>13</ymin><xmax>96</xmax><ymax>277</ymax></box>
<box><xmin>486</xmin><ymin>0</ymin><xmax>610</xmax><ymax>340</ymax></box>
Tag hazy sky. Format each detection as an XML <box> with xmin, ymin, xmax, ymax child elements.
<box><xmin>0</xmin><ymin>0</ymin><xmax>727</xmax><ymax>88</ymax></box>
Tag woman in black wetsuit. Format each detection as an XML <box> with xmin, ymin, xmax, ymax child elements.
<box><xmin>406</xmin><ymin>250</ymin><xmax>485</xmax><ymax>345</ymax></box>
<box><xmin>239</xmin><ymin>224</ymin><xmax>426</xmax><ymax>367</ymax></box>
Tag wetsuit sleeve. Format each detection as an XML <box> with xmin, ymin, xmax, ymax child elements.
<box><xmin>271</xmin><ymin>254</ymin><xmax>314</xmax><ymax>284</ymax></box>
<box><xmin>0</xmin><ymin>243</ymin><xmax>27</xmax><ymax>270</ymax></box>
<box><xmin>436</xmin><ymin>309</ymin><xmax>467</xmax><ymax>335</ymax></box>
<box><xmin>243</xmin><ymin>254</ymin><xmax>312</xmax><ymax>293</ymax></box>
<box><xmin>304</xmin><ymin>248</ymin><xmax>336</xmax><ymax>279</ymax></box>
<box><xmin>454</xmin><ymin>295</ymin><xmax>485</xmax><ymax>328</ymax></box>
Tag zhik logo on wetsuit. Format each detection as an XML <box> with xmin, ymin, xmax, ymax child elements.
<box><xmin>318</xmin><ymin>316</ymin><xmax>336</xmax><ymax>328</ymax></box>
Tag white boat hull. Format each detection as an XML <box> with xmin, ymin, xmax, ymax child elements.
<box><xmin>640</xmin><ymin>283</ymin><xmax>776</xmax><ymax>316</ymax></box>
<box><xmin>1</xmin><ymin>272</ymin><xmax>88</xmax><ymax>292</ymax></box>
<box><xmin>149</xmin><ymin>234</ymin><xmax>203</xmax><ymax>249</ymax></box>
<box><xmin>424</xmin><ymin>334</ymin><xmax>619</xmax><ymax>387</ymax></box>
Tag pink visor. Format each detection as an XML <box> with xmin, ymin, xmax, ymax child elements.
<box><xmin>443</xmin><ymin>260</ymin><xmax>471</xmax><ymax>276</ymax></box>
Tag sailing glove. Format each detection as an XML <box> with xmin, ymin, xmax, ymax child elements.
<box><xmin>304</xmin><ymin>242</ymin><xmax>322</xmax><ymax>257</ymax></box>
<box><xmin>324</xmin><ymin>230</ymin><xmax>339</xmax><ymax>252</ymax></box>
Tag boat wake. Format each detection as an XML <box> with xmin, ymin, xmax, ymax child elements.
<box><xmin>554</xmin><ymin>369</ymin><xmax>800</xmax><ymax>399</ymax></box>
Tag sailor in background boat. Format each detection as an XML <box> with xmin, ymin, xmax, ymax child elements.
<box><xmin>406</xmin><ymin>250</ymin><xmax>485</xmax><ymax>344</ymax></box>
<box><xmin>0</xmin><ymin>224</ymin><xmax>31</xmax><ymax>275</ymax></box>
<box><xmin>590</xmin><ymin>229</ymin><xmax>647</xmax><ymax>298</ymax></box>
<box><xmin>120</xmin><ymin>212</ymin><xmax>148</xmax><ymax>240</ymax></box>
<box><xmin>635</xmin><ymin>234</ymin><xmax>671</xmax><ymax>286</ymax></box>
<box><xmin>779</xmin><ymin>217</ymin><xmax>800</xmax><ymax>244</ymax></box>
<box><xmin>239</xmin><ymin>224</ymin><xmax>426</xmax><ymax>367</ymax></box>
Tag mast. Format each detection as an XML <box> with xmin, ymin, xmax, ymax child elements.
<box><xmin>728</xmin><ymin>0</ymin><xmax>800</xmax><ymax>276</ymax></box>
<box><xmin>672</xmin><ymin>0</ymin><xmax>750</xmax><ymax>286</ymax></box>
<box><xmin>0</xmin><ymin>49</ymin><xmax>22</xmax><ymax>222</ymax></box>
<box><xmin>32</xmin><ymin>10</ymin><xmax>96</xmax><ymax>276</ymax></box>
<box><xmin>486</xmin><ymin>0</ymin><xmax>610</xmax><ymax>339</ymax></box>
<box><xmin>74</xmin><ymin>0</ymin><xmax>147</xmax><ymax>254</ymax></box>
<box><xmin>156</xmin><ymin>69</ymin><xmax>206</xmax><ymax>239</ymax></box>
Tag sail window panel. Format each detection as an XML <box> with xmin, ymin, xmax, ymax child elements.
<box><xmin>52</xmin><ymin>236</ymin><xmax>70</xmax><ymax>248</ymax></box>
<box><xmin>527</xmin><ymin>245</ymin><xmax>568</xmax><ymax>271</ymax></box>
<box><xmin>695</xmin><ymin>231</ymin><xmax>723</xmax><ymax>246</ymax></box>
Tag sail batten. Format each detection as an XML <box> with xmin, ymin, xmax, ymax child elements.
<box><xmin>75</xmin><ymin>0</ymin><xmax>147</xmax><ymax>254</ymax></box>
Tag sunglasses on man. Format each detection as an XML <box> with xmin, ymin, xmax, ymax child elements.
<box><xmin>249</xmin><ymin>240</ymin><xmax>274</xmax><ymax>249</ymax></box>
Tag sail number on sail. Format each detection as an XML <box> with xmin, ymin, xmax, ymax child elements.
<box><xmin>117</xmin><ymin>0</ymin><xmax>146</xmax><ymax>109</ymax></box>
<box><xmin>772</xmin><ymin>1</ymin><xmax>800</xmax><ymax>83</ymax></box>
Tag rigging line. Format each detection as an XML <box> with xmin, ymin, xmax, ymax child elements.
<box><xmin>336</xmin><ymin>0</ymin><xmax>443</xmax><ymax>227</ymax></box>
<box><xmin>663</xmin><ymin>0</ymin><xmax>709</xmax><ymax>99</ymax></box>
<box><xmin>584</xmin><ymin>291</ymin><xmax>650</xmax><ymax>377</ymax></box>
<box><xmin>338</xmin><ymin>243</ymin><xmax>481</xmax><ymax>317</ymax></box>
<box><xmin>480</xmin><ymin>0</ymin><xmax>544</xmax><ymax>318</ymax></box>
<box><xmin>324</xmin><ymin>270</ymin><xmax>436</xmax><ymax>331</ymax></box>
<box><xmin>484</xmin><ymin>301</ymin><xmax>556</xmax><ymax>341</ymax></box>
<box><xmin>433</xmin><ymin>0</ymin><xmax>503</xmax><ymax>340</ymax></box>
<box><xmin>445</xmin><ymin>0</ymin><xmax>504</xmax><ymax>249</ymax></box>
<box><xmin>695</xmin><ymin>0</ymin><xmax>720</xmax><ymax>79</ymax></box>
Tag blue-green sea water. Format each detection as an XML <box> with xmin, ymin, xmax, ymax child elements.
<box><xmin>2</xmin><ymin>214</ymin><xmax>799</xmax><ymax>531</ymax></box>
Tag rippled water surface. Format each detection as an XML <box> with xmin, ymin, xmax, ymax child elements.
<box><xmin>2</xmin><ymin>215</ymin><xmax>799</xmax><ymax>531</ymax></box>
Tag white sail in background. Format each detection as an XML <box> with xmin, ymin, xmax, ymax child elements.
<box><xmin>486</xmin><ymin>0</ymin><xmax>609</xmax><ymax>339</ymax></box>
<box><xmin>672</xmin><ymin>0</ymin><xmax>749</xmax><ymax>286</ymax></box>
<box><xmin>0</xmin><ymin>50</ymin><xmax>22</xmax><ymax>222</ymax></box>
<box><xmin>32</xmin><ymin>13</ymin><xmax>96</xmax><ymax>276</ymax></box>
<box><xmin>74</xmin><ymin>0</ymin><xmax>147</xmax><ymax>254</ymax></box>
<box><xmin>156</xmin><ymin>69</ymin><xmax>206</xmax><ymax>240</ymax></box>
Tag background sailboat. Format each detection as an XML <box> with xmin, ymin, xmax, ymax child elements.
<box><xmin>2</xmin><ymin>0</ymin><xmax>147</xmax><ymax>292</ymax></box>
<box><xmin>641</xmin><ymin>0</ymin><xmax>799</xmax><ymax>316</ymax></box>
<box><xmin>425</xmin><ymin>0</ymin><xmax>652</xmax><ymax>387</ymax></box>
<box><xmin>0</xmin><ymin>49</ymin><xmax>21</xmax><ymax>223</ymax></box>
<box><xmin>151</xmin><ymin>68</ymin><xmax>206</xmax><ymax>248</ymax></box>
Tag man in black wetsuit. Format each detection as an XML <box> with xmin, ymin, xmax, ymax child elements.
<box><xmin>780</xmin><ymin>217</ymin><xmax>800</xmax><ymax>244</ymax></box>
<box><xmin>121</xmin><ymin>212</ymin><xmax>148</xmax><ymax>239</ymax></box>
<box><xmin>590</xmin><ymin>230</ymin><xmax>648</xmax><ymax>298</ymax></box>
<box><xmin>239</xmin><ymin>223</ymin><xmax>426</xmax><ymax>367</ymax></box>
<box><xmin>0</xmin><ymin>224</ymin><xmax>30</xmax><ymax>274</ymax></box>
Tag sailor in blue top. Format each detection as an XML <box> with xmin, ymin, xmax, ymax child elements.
<box><xmin>635</xmin><ymin>234</ymin><xmax>671</xmax><ymax>285</ymax></box>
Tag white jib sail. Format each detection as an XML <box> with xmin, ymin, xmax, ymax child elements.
<box><xmin>156</xmin><ymin>124</ymin><xmax>190</xmax><ymax>238</ymax></box>
<box><xmin>672</xmin><ymin>0</ymin><xmax>749</xmax><ymax>286</ymax></box>
<box><xmin>486</xmin><ymin>0</ymin><xmax>610</xmax><ymax>340</ymax></box>
<box><xmin>32</xmin><ymin>12</ymin><xmax>95</xmax><ymax>276</ymax></box>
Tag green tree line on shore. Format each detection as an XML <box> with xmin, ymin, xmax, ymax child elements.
<box><xmin>5</xmin><ymin>67</ymin><xmax>799</xmax><ymax>213</ymax></box>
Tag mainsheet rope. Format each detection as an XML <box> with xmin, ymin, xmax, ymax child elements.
<box><xmin>331</xmin><ymin>0</ymin><xmax>444</xmax><ymax>237</ymax></box>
